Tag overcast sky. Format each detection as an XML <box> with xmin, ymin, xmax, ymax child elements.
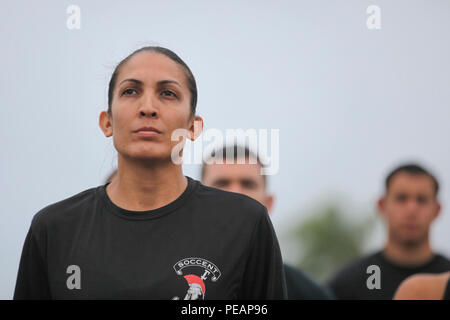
<box><xmin>1</xmin><ymin>0</ymin><xmax>449</xmax><ymax>299</ymax></box>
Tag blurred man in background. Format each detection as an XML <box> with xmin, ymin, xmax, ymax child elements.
<box><xmin>201</xmin><ymin>144</ymin><xmax>333</xmax><ymax>300</ymax></box>
<box><xmin>328</xmin><ymin>164</ymin><xmax>450</xmax><ymax>299</ymax></box>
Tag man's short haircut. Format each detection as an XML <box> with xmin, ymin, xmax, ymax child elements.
<box><xmin>385</xmin><ymin>163</ymin><xmax>439</xmax><ymax>196</ymax></box>
<box><xmin>201</xmin><ymin>144</ymin><xmax>267</xmax><ymax>187</ymax></box>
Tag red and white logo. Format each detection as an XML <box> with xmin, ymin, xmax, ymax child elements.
<box><xmin>172</xmin><ymin>257</ymin><xmax>221</xmax><ymax>300</ymax></box>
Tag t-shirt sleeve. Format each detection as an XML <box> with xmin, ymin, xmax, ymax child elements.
<box><xmin>238</xmin><ymin>208</ymin><xmax>287</xmax><ymax>299</ymax></box>
<box><xmin>13</xmin><ymin>224</ymin><xmax>51</xmax><ymax>300</ymax></box>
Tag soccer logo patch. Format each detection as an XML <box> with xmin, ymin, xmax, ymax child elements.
<box><xmin>172</xmin><ymin>257</ymin><xmax>221</xmax><ymax>300</ymax></box>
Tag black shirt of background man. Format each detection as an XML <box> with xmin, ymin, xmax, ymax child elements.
<box><xmin>284</xmin><ymin>263</ymin><xmax>334</xmax><ymax>300</ymax></box>
<box><xmin>14</xmin><ymin>176</ymin><xmax>287</xmax><ymax>300</ymax></box>
<box><xmin>327</xmin><ymin>250</ymin><xmax>450</xmax><ymax>300</ymax></box>
<box><xmin>444</xmin><ymin>277</ymin><xmax>450</xmax><ymax>300</ymax></box>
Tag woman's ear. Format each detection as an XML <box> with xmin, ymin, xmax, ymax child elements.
<box><xmin>188</xmin><ymin>115</ymin><xmax>203</xmax><ymax>141</ymax></box>
<box><xmin>99</xmin><ymin>111</ymin><xmax>113</xmax><ymax>137</ymax></box>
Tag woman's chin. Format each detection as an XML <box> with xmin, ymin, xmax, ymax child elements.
<box><xmin>128</xmin><ymin>149</ymin><xmax>173</xmax><ymax>163</ymax></box>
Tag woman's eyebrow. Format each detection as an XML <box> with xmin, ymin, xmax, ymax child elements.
<box><xmin>118</xmin><ymin>78</ymin><xmax>182</xmax><ymax>88</ymax></box>
<box><xmin>158</xmin><ymin>80</ymin><xmax>182</xmax><ymax>88</ymax></box>
<box><xmin>118</xmin><ymin>78</ymin><xmax>143</xmax><ymax>86</ymax></box>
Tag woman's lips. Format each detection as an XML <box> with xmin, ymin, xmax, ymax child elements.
<box><xmin>133</xmin><ymin>126</ymin><xmax>162</xmax><ymax>138</ymax></box>
<box><xmin>135</xmin><ymin>130</ymin><xmax>161</xmax><ymax>138</ymax></box>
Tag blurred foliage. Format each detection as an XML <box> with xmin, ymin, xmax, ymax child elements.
<box><xmin>290</xmin><ymin>203</ymin><xmax>376</xmax><ymax>282</ymax></box>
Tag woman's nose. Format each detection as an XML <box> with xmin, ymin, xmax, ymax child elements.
<box><xmin>138</xmin><ymin>95</ymin><xmax>158</xmax><ymax>118</ymax></box>
<box><xmin>140</xmin><ymin>110</ymin><xmax>157</xmax><ymax>117</ymax></box>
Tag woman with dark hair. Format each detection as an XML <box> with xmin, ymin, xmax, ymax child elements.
<box><xmin>14</xmin><ymin>46</ymin><xmax>287</xmax><ymax>300</ymax></box>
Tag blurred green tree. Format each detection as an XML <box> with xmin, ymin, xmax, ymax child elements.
<box><xmin>289</xmin><ymin>203</ymin><xmax>376</xmax><ymax>282</ymax></box>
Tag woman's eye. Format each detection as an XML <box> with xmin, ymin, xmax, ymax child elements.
<box><xmin>161</xmin><ymin>90</ymin><xmax>178</xmax><ymax>98</ymax></box>
<box><xmin>122</xmin><ymin>88</ymin><xmax>138</xmax><ymax>96</ymax></box>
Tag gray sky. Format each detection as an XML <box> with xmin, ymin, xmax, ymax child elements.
<box><xmin>1</xmin><ymin>0</ymin><xmax>450</xmax><ymax>299</ymax></box>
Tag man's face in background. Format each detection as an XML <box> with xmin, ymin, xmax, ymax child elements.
<box><xmin>202</xmin><ymin>158</ymin><xmax>274</xmax><ymax>213</ymax></box>
<box><xmin>378</xmin><ymin>172</ymin><xmax>441</xmax><ymax>247</ymax></box>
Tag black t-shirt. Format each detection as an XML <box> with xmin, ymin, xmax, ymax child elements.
<box><xmin>444</xmin><ymin>277</ymin><xmax>450</xmax><ymax>300</ymax></box>
<box><xmin>14</xmin><ymin>176</ymin><xmax>287</xmax><ymax>300</ymax></box>
<box><xmin>283</xmin><ymin>264</ymin><xmax>334</xmax><ymax>300</ymax></box>
<box><xmin>327</xmin><ymin>250</ymin><xmax>450</xmax><ymax>300</ymax></box>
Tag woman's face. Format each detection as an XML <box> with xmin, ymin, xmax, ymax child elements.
<box><xmin>100</xmin><ymin>51</ymin><xmax>201</xmax><ymax>163</ymax></box>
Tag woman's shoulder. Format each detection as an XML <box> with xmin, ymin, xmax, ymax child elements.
<box><xmin>194</xmin><ymin>181</ymin><xmax>269</xmax><ymax>220</ymax></box>
<box><xmin>30</xmin><ymin>185</ymin><xmax>99</xmax><ymax>230</ymax></box>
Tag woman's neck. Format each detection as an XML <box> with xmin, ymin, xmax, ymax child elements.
<box><xmin>106</xmin><ymin>156</ymin><xmax>188</xmax><ymax>211</ymax></box>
